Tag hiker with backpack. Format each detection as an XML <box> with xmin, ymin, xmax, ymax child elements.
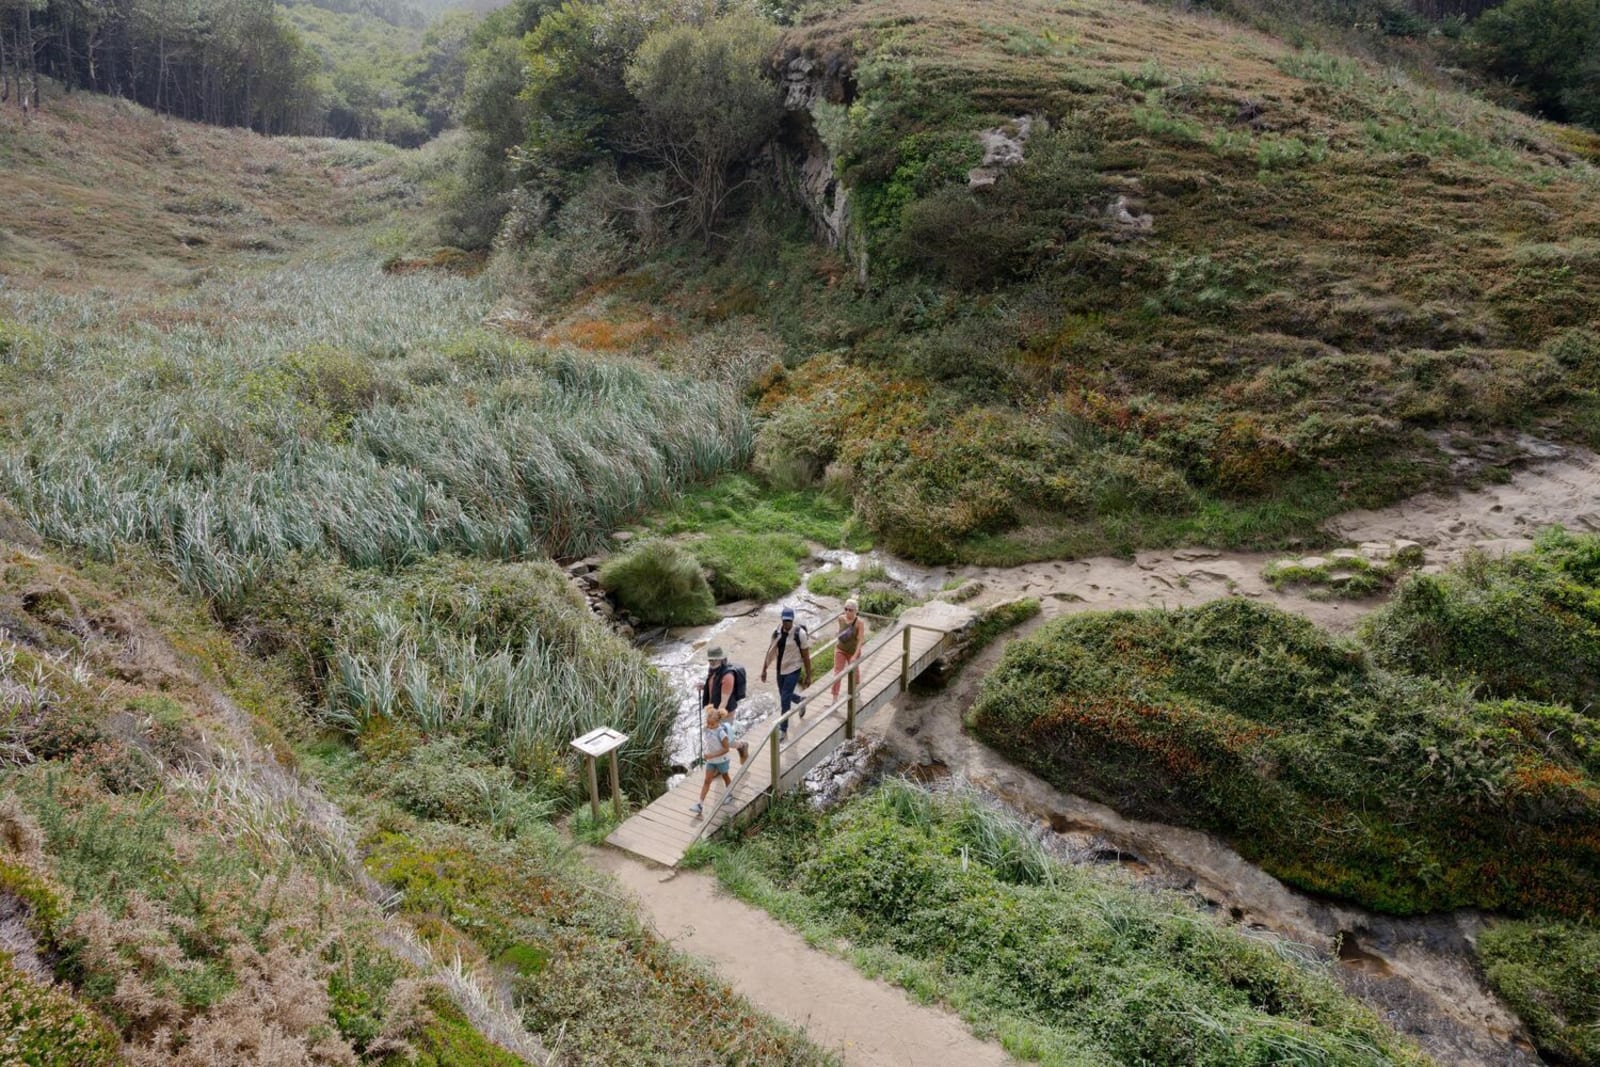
<box><xmin>762</xmin><ymin>606</ymin><xmax>813</xmax><ymax>742</ymax></box>
<box><xmin>701</xmin><ymin>646</ymin><xmax>749</xmax><ymax>763</ymax></box>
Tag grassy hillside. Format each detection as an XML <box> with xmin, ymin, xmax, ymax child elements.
<box><xmin>0</xmin><ymin>94</ymin><xmax>825</xmax><ymax>1064</ymax></box>
<box><xmin>484</xmin><ymin>0</ymin><xmax>1600</xmax><ymax>564</ymax></box>
<box><xmin>0</xmin><ymin>92</ymin><xmax>398</xmax><ymax>284</ymax></box>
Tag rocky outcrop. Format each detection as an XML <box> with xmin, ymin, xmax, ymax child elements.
<box><xmin>774</xmin><ymin>51</ymin><xmax>868</xmax><ymax>284</ymax></box>
<box><xmin>968</xmin><ymin>116</ymin><xmax>1039</xmax><ymax>188</ymax></box>
<box><xmin>565</xmin><ymin>553</ymin><xmax>643</xmax><ymax>641</ymax></box>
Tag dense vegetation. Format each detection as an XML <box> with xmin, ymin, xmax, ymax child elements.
<box><xmin>968</xmin><ymin>536</ymin><xmax>1600</xmax><ymax>1065</ymax></box>
<box><xmin>1476</xmin><ymin>920</ymin><xmax>1600</xmax><ymax>1065</ymax></box>
<box><xmin>0</xmin><ymin>547</ymin><xmax>535</xmax><ymax>1063</ymax></box>
<box><xmin>1362</xmin><ymin>526</ymin><xmax>1600</xmax><ymax>708</ymax></box>
<box><xmin>700</xmin><ymin>781</ymin><xmax>1428</xmax><ymax>1066</ymax></box>
<box><xmin>0</xmin><ymin>236</ymin><xmax>749</xmax><ymax>615</ymax></box>
<box><xmin>440</xmin><ymin>0</ymin><xmax>1600</xmax><ymax>567</ymax></box>
<box><xmin>969</xmin><ymin>595</ymin><xmax>1600</xmax><ymax>919</ymax></box>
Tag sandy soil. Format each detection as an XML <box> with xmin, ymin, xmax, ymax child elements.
<box><xmin>588</xmin><ymin>848</ymin><xmax>1015</xmax><ymax>1067</ymax></box>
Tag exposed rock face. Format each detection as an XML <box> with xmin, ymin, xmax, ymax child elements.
<box><xmin>1106</xmin><ymin>193</ymin><xmax>1154</xmax><ymax>236</ymax></box>
<box><xmin>968</xmin><ymin>116</ymin><xmax>1039</xmax><ymax>188</ymax></box>
<box><xmin>775</xmin><ymin>51</ymin><xmax>868</xmax><ymax>284</ymax></box>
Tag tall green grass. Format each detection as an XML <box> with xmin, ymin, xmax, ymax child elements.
<box><xmin>703</xmin><ymin>780</ymin><xmax>1429</xmax><ymax>1066</ymax></box>
<box><xmin>0</xmin><ymin>258</ymin><xmax>751</xmax><ymax>608</ymax></box>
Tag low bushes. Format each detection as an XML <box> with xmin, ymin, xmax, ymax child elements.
<box><xmin>0</xmin><ymin>953</ymin><xmax>120</xmax><ymax>1066</ymax></box>
<box><xmin>256</xmin><ymin>554</ymin><xmax>677</xmax><ymax>800</ymax></box>
<box><xmin>599</xmin><ymin>539</ymin><xmax>718</xmax><ymax>626</ymax></box>
<box><xmin>1361</xmin><ymin>528</ymin><xmax>1600</xmax><ymax>709</ymax></box>
<box><xmin>704</xmin><ymin>781</ymin><xmax>1427</xmax><ymax>1066</ymax></box>
<box><xmin>968</xmin><ymin>598</ymin><xmax>1600</xmax><ymax>919</ymax></box>
<box><xmin>1477</xmin><ymin>921</ymin><xmax>1600</xmax><ymax>1066</ymax></box>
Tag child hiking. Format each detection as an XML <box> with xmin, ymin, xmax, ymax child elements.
<box><xmin>691</xmin><ymin>705</ymin><xmax>732</xmax><ymax>816</ymax></box>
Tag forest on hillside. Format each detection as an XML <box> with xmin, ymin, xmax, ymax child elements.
<box><xmin>0</xmin><ymin>0</ymin><xmax>475</xmax><ymax>140</ymax></box>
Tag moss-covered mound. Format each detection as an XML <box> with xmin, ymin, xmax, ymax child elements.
<box><xmin>751</xmin><ymin>0</ymin><xmax>1600</xmax><ymax>563</ymax></box>
<box><xmin>968</xmin><ymin>598</ymin><xmax>1600</xmax><ymax>918</ymax></box>
<box><xmin>1363</xmin><ymin>527</ymin><xmax>1600</xmax><ymax>709</ymax></box>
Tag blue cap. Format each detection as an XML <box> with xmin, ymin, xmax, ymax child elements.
<box><xmin>780</xmin><ymin>606</ymin><xmax>795</xmax><ymax>620</ymax></box>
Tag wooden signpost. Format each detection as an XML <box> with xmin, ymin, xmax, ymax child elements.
<box><xmin>571</xmin><ymin>726</ymin><xmax>629</xmax><ymax>822</ymax></box>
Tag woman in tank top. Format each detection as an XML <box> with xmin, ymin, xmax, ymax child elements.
<box><xmin>829</xmin><ymin>598</ymin><xmax>868</xmax><ymax>706</ymax></box>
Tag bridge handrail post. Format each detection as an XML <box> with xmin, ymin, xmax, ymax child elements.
<box><xmin>845</xmin><ymin>660</ymin><xmax>859</xmax><ymax>739</ymax></box>
<box><xmin>769</xmin><ymin>724</ymin><xmax>782</xmax><ymax>796</ymax></box>
<box><xmin>900</xmin><ymin>625</ymin><xmax>912</xmax><ymax>692</ymax></box>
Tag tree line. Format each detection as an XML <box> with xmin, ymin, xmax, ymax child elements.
<box><xmin>0</xmin><ymin>0</ymin><xmax>471</xmax><ymax>140</ymax></box>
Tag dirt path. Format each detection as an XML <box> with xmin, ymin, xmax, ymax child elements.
<box><xmin>588</xmin><ymin>848</ymin><xmax>1015</xmax><ymax>1067</ymax></box>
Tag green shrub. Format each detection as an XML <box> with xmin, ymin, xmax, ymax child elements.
<box><xmin>361</xmin><ymin>736</ymin><xmax>556</xmax><ymax>836</ymax></box>
<box><xmin>390</xmin><ymin>988</ymin><xmax>528</xmax><ymax>1067</ymax></box>
<box><xmin>1361</xmin><ymin>529</ymin><xmax>1600</xmax><ymax>708</ymax></box>
<box><xmin>719</xmin><ymin>781</ymin><xmax>1428</xmax><ymax>1066</ymax></box>
<box><xmin>0</xmin><ymin>953</ymin><xmax>119</xmax><ymax>1067</ymax></box>
<box><xmin>599</xmin><ymin>540</ymin><xmax>718</xmax><ymax>626</ymax></box>
<box><xmin>688</xmin><ymin>531</ymin><xmax>809</xmax><ymax>602</ymax></box>
<box><xmin>969</xmin><ymin>597</ymin><xmax>1600</xmax><ymax>918</ymax></box>
<box><xmin>1468</xmin><ymin>0</ymin><xmax>1600</xmax><ymax>127</ymax></box>
<box><xmin>1478</xmin><ymin>920</ymin><xmax>1600</xmax><ymax>1066</ymax></box>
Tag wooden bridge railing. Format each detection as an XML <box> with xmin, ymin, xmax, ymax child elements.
<box><xmin>685</xmin><ymin>613</ymin><xmax>949</xmax><ymax>848</ymax></box>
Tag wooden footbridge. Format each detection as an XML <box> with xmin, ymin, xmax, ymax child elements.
<box><xmin>606</xmin><ymin>608</ymin><xmax>958</xmax><ymax>867</ymax></box>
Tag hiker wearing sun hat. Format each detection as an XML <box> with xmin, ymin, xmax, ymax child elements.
<box><xmin>762</xmin><ymin>606</ymin><xmax>813</xmax><ymax>742</ymax></box>
<box><xmin>700</xmin><ymin>645</ymin><xmax>748</xmax><ymax>764</ymax></box>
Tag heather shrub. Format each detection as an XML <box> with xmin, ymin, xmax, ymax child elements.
<box><xmin>969</xmin><ymin>598</ymin><xmax>1600</xmax><ymax>918</ymax></box>
<box><xmin>599</xmin><ymin>540</ymin><xmax>718</xmax><ymax>627</ymax></box>
<box><xmin>1477</xmin><ymin>921</ymin><xmax>1600</xmax><ymax>1065</ymax></box>
<box><xmin>1361</xmin><ymin>529</ymin><xmax>1600</xmax><ymax>709</ymax></box>
<box><xmin>0</xmin><ymin>953</ymin><xmax>119</xmax><ymax>1066</ymax></box>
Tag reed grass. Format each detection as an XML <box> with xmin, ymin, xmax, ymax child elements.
<box><xmin>0</xmin><ymin>257</ymin><xmax>751</xmax><ymax>609</ymax></box>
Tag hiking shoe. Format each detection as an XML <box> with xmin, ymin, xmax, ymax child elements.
<box><xmin>737</xmin><ymin>741</ymin><xmax>749</xmax><ymax>762</ymax></box>
<box><xmin>690</xmin><ymin>803</ymin><xmax>703</xmax><ymax>815</ymax></box>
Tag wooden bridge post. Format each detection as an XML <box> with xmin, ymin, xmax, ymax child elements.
<box><xmin>845</xmin><ymin>665</ymin><xmax>859</xmax><ymax>739</ymax></box>
<box><xmin>769</xmin><ymin>726</ymin><xmax>782</xmax><ymax>795</ymax></box>
<box><xmin>900</xmin><ymin>626</ymin><xmax>912</xmax><ymax>692</ymax></box>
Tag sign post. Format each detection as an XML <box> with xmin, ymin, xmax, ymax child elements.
<box><xmin>570</xmin><ymin>727</ymin><xmax>629</xmax><ymax>821</ymax></box>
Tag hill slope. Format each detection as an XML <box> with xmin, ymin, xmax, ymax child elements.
<box><xmin>500</xmin><ymin>0</ymin><xmax>1600</xmax><ymax>564</ymax></box>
